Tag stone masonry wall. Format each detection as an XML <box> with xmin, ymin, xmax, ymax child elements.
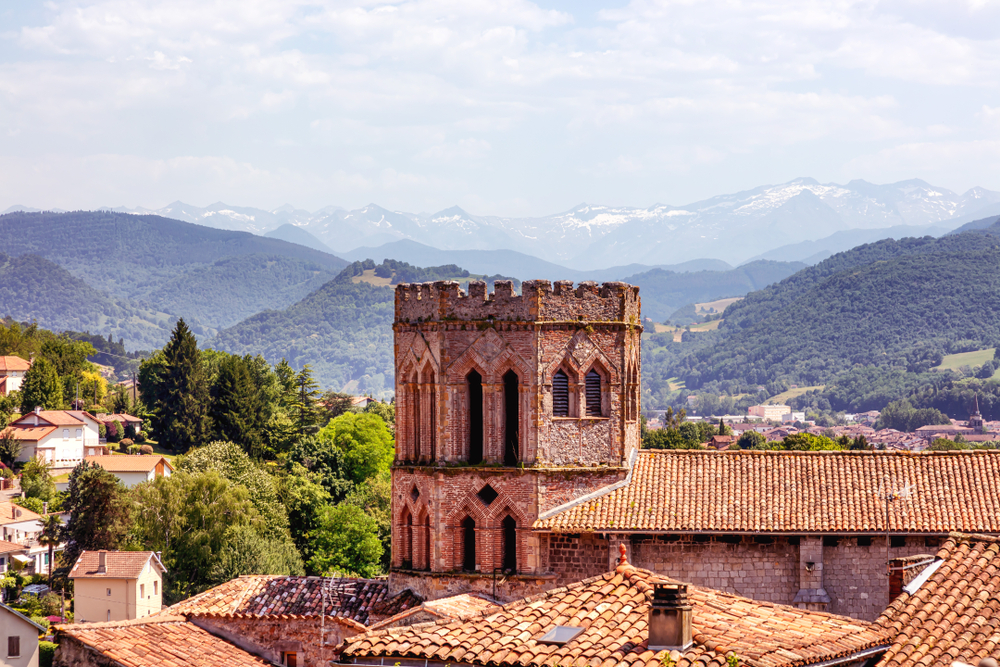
<box><xmin>824</xmin><ymin>536</ymin><xmax>935</xmax><ymax>620</ymax></box>
<box><xmin>192</xmin><ymin>615</ymin><xmax>362</xmax><ymax>667</ymax></box>
<box><xmin>390</xmin><ymin>570</ymin><xmax>558</xmax><ymax>604</ymax></box>
<box><xmin>540</xmin><ymin>533</ymin><xmax>942</xmax><ymax>621</ymax></box>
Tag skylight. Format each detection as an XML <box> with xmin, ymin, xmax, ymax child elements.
<box><xmin>538</xmin><ymin>626</ymin><xmax>584</xmax><ymax>645</ymax></box>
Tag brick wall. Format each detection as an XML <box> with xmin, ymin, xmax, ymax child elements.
<box><xmin>390</xmin><ymin>570</ymin><xmax>557</xmax><ymax>604</ymax></box>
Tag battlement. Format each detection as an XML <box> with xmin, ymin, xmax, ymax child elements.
<box><xmin>394</xmin><ymin>279</ymin><xmax>640</xmax><ymax>324</ymax></box>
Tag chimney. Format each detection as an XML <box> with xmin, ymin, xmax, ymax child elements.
<box><xmin>649</xmin><ymin>583</ymin><xmax>693</xmax><ymax>652</ymax></box>
<box><xmin>98</xmin><ymin>551</ymin><xmax>107</xmax><ymax>574</ymax></box>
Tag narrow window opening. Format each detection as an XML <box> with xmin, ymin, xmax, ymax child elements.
<box><xmin>890</xmin><ymin>536</ymin><xmax>906</xmax><ymax>548</ymax></box>
<box><xmin>412</xmin><ymin>372</ymin><xmax>421</xmax><ymax>461</ymax></box>
<box><xmin>462</xmin><ymin>517</ymin><xmax>476</xmax><ymax>572</ymax></box>
<box><xmin>503</xmin><ymin>370</ymin><xmax>519</xmax><ymax>465</ymax></box>
<box><xmin>403</xmin><ymin>513</ymin><xmax>413</xmax><ymax>569</ymax></box>
<box><xmin>423</xmin><ymin>512</ymin><xmax>431</xmax><ymax>571</ymax></box>
<box><xmin>502</xmin><ymin>515</ymin><xmax>517</xmax><ymax>573</ymax></box>
<box><xmin>585</xmin><ymin>370</ymin><xmax>602</xmax><ymax>417</ymax></box>
<box><xmin>467</xmin><ymin>371</ymin><xmax>483</xmax><ymax>464</ymax></box>
<box><xmin>552</xmin><ymin>370</ymin><xmax>569</xmax><ymax>417</ymax></box>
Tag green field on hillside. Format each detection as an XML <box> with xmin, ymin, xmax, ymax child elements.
<box><xmin>768</xmin><ymin>385</ymin><xmax>825</xmax><ymax>404</ymax></box>
<box><xmin>935</xmin><ymin>348</ymin><xmax>996</xmax><ymax>372</ymax></box>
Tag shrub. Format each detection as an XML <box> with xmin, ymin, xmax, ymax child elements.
<box><xmin>127</xmin><ymin>444</ymin><xmax>140</xmax><ymax>454</ymax></box>
<box><xmin>139</xmin><ymin>445</ymin><xmax>153</xmax><ymax>455</ymax></box>
<box><xmin>39</xmin><ymin>641</ymin><xmax>57</xmax><ymax>667</ymax></box>
<box><xmin>13</xmin><ymin>497</ymin><xmax>45</xmax><ymax>515</ymax></box>
<box><xmin>29</xmin><ymin>615</ymin><xmax>49</xmax><ymax>630</ymax></box>
<box><xmin>98</xmin><ymin>423</ymin><xmax>107</xmax><ymax>439</ymax></box>
<box><xmin>124</xmin><ymin>423</ymin><xmax>137</xmax><ymax>440</ymax></box>
<box><xmin>107</xmin><ymin>442</ymin><xmax>119</xmax><ymax>452</ymax></box>
<box><xmin>119</xmin><ymin>439</ymin><xmax>134</xmax><ymax>448</ymax></box>
<box><xmin>134</xmin><ymin>431</ymin><xmax>147</xmax><ymax>444</ymax></box>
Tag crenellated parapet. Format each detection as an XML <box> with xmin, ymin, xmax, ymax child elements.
<box><xmin>394</xmin><ymin>279</ymin><xmax>640</xmax><ymax>324</ymax></box>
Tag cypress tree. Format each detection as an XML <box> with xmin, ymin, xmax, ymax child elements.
<box><xmin>295</xmin><ymin>365</ymin><xmax>323</xmax><ymax>438</ymax></box>
<box><xmin>158</xmin><ymin>319</ymin><xmax>211</xmax><ymax>452</ymax></box>
<box><xmin>20</xmin><ymin>356</ymin><xmax>63</xmax><ymax>413</ymax></box>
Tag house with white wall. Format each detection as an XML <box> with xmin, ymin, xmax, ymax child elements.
<box><xmin>4</xmin><ymin>409</ymin><xmax>107</xmax><ymax>466</ymax></box>
<box><xmin>0</xmin><ymin>357</ymin><xmax>30</xmax><ymax>397</ymax></box>
<box><xmin>85</xmin><ymin>455</ymin><xmax>173</xmax><ymax>488</ymax></box>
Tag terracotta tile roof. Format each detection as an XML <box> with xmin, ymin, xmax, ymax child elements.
<box><xmin>876</xmin><ymin>532</ymin><xmax>1000</xmax><ymax>667</ymax></box>
<box><xmin>86</xmin><ymin>455</ymin><xmax>173</xmax><ymax>473</ymax></box>
<box><xmin>535</xmin><ymin>449</ymin><xmax>1000</xmax><ymax>534</ymax></box>
<box><xmin>166</xmin><ymin>575</ymin><xmax>422</xmax><ymax>625</ymax></box>
<box><xmin>0</xmin><ymin>540</ymin><xmax>28</xmax><ymax>555</ymax></box>
<box><xmin>0</xmin><ymin>502</ymin><xmax>42</xmax><ymax>525</ymax></box>
<box><xmin>0</xmin><ymin>356</ymin><xmax>30</xmax><ymax>372</ymax></box>
<box><xmin>12</xmin><ymin>410</ymin><xmax>84</xmax><ymax>427</ymax></box>
<box><xmin>368</xmin><ymin>593</ymin><xmax>502</xmax><ymax>631</ymax></box>
<box><xmin>54</xmin><ymin>615</ymin><xmax>270</xmax><ymax>667</ymax></box>
<box><xmin>69</xmin><ymin>551</ymin><xmax>165</xmax><ymax>579</ymax></box>
<box><xmin>2</xmin><ymin>425</ymin><xmax>55</xmax><ymax>441</ymax></box>
<box><xmin>341</xmin><ymin>560</ymin><xmax>888</xmax><ymax>667</ymax></box>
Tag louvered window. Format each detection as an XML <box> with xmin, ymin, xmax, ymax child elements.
<box><xmin>585</xmin><ymin>370</ymin><xmax>602</xmax><ymax>416</ymax></box>
<box><xmin>552</xmin><ymin>370</ymin><xmax>569</xmax><ymax>416</ymax></box>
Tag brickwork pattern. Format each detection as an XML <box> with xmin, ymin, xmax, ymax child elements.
<box><xmin>193</xmin><ymin>615</ymin><xmax>361</xmax><ymax>667</ymax></box>
<box><xmin>392</xmin><ymin>279</ymin><xmax>642</xmax><ymax>582</ymax></box>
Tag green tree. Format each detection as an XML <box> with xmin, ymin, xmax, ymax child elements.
<box><xmin>277</xmin><ymin>463</ymin><xmax>333</xmax><ymax>565</ymax></box>
<box><xmin>850</xmin><ymin>435</ymin><xmax>871</xmax><ymax>450</ymax></box>
<box><xmin>180</xmin><ymin>441</ymin><xmax>291</xmax><ymax>539</ymax></box>
<box><xmin>780</xmin><ymin>433</ymin><xmax>844</xmax><ymax>451</ymax></box>
<box><xmin>345</xmin><ymin>469</ymin><xmax>391</xmax><ymax>570</ymax></box>
<box><xmin>0</xmin><ymin>428</ymin><xmax>21</xmax><ymax>468</ymax></box>
<box><xmin>364</xmin><ymin>400</ymin><xmax>396</xmax><ymax>433</ymax></box>
<box><xmin>718</xmin><ymin>418</ymin><xmax>729</xmax><ymax>436</ymax></box>
<box><xmin>306</xmin><ymin>504</ymin><xmax>383</xmax><ymax>577</ymax></box>
<box><xmin>643</xmin><ymin>428</ymin><xmax>693</xmax><ymax>449</ymax></box>
<box><xmin>315</xmin><ymin>412</ymin><xmax>394</xmax><ymax>485</ymax></box>
<box><xmin>150</xmin><ymin>320</ymin><xmax>212</xmax><ymax>452</ymax></box>
<box><xmin>287</xmin><ymin>436</ymin><xmax>354</xmax><ymax>500</ymax></box>
<box><xmin>131</xmin><ymin>471</ymin><xmax>262</xmax><ymax>601</ymax></box>
<box><xmin>62</xmin><ymin>461</ymin><xmax>132</xmax><ymax>565</ymax></box>
<box><xmin>737</xmin><ymin>430</ymin><xmax>767</xmax><ymax>450</ymax></box>
<box><xmin>212</xmin><ymin>524</ymin><xmax>304</xmax><ymax>586</ymax></box>
<box><xmin>295</xmin><ymin>365</ymin><xmax>324</xmax><ymax>439</ymax></box>
<box><xmin>210</xmin><ymin>355</ymin><xmax>266</xmax><ymax>458</ymax></box>
<box><xmin>20</xmin><ymin>357</ymin><xmax>63</xmax><ymax>412</ymax></box>
<box><xmin>21</xmin><ymin>456</ymin><xmax>56</xmax><ymax>502</ymax></box>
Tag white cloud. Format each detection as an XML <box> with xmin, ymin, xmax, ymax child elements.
<box><xmin>1</xmin><ymin>0</ymin><xmax>999</xmax><ymax>213</ymax></box>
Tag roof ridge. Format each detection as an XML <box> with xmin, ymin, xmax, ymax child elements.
<box><xmin>640</xmin><ymin>448</ymin><xmax>1000</xmax><ymax>457</ymax></box>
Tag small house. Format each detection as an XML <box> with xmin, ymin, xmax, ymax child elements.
<box><xmin>70</xmin><ymin>551</ymin><xmax>166</xmax><ymax>623</ymax></box>
<box><xmin>0</xmin><ymin>602</ymin><xmax>45</xmax><ymax>667</ymax></box>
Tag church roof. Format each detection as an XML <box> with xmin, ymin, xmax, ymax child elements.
<box><xmin>534</xmin><ymin>450</ymin><xmax>1000</xmax><ymax>534</ymax></box>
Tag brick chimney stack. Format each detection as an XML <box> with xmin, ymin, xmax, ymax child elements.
<box><xmin>97</xmin><ymin>551</ymin><xmax>107</xmax><ymax>574</ymax></box>
<box><xmin>649</xmin><ymin>583</ymin><xmax>693</xmax><ymax>652</ymax></box>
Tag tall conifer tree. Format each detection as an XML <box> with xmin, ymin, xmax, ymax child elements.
<box><xmin>158</xmin><ymin>319</ymin><xmax>211</xmax><ymax>452</ymax></box>
<box><xmin>211</xmin><ymin>355</ymin><xmax>265</xmax><ymax>458</ymax></box>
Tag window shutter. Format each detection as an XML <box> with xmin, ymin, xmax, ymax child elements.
<box><xmin>585</xmin><ymin>370</ymin><xmax>602</xmax><ymax>416</ymax></box>
<box><xmin>8</xmin><ymin>635</ymin><xmax>19</xmax><ymax>657</ymax></box>
<box><xmin>552</xmin><ymin>371</ymin><xmax>569</xmax><ymax>416</ymax></box>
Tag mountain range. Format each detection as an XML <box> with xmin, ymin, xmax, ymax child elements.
<box><xmin>80</xmin><ymin>178</ymin><xmax>1000</xmax><ymax>269</ymax></box>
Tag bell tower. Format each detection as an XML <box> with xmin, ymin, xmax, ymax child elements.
<box><xmin>390</xmin><ymin>279</ymin><xmax>641</xmax><ymax>600</ymax></box>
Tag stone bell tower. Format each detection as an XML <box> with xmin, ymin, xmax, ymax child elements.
<box><xmin>389</xmin><ymin>279</ymin><xmax>641</xmax><ymax>601</ymax></box>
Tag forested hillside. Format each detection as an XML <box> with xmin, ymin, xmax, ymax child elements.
<box><xmin>649</xmin><ymin>227</ymin><xmax>1000</xmax><ymax>410</ymax></box>
<box><xmin>212</xmin><ymin>261</ymin><xmax>397</xmax><ymax>394</ymax></box>
<box><xmin>624</xmin><ymin>260</ymin><xmax>805</xmax><ymax>321</ymax></box>
<box><xmin>0</xmin><ymin>253</ymin><xmax>173</xmax><ymax>349</ymax></box>
<box><xmin>0</xmin><ymin>211</ymin><xmax>347</xmax><ymax>330</ymax></box>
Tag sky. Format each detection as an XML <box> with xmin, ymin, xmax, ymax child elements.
<box><xmin>1</xmin><ymin>0</ymin><xmax>999</xmax><ymax>216</ymax></box>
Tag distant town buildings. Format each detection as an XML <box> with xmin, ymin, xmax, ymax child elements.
<box><xmin>748</xmin><ymin>403</ymin><xmax>792</xmax><ymax>420</ymax></box>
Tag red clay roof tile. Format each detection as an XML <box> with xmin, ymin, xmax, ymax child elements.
<box><xmin>70</xmin><ymin>551</ymin><xmax>164</xmax><ymax>579</ymax></box>
<box><xmin>536</xmin><ymin>450</ymin><xmax>1000</xmax><ymax>534</ymax></box>
<box><xmin>54</xmin><ymin>615</ymin><xmax>270</xmax><ymax>667</ymax></box>
<box><xmin>875</xmin><ymin>532</ymin><xmax>1000</xmax><ymax>667</ymax></box>
<box><xmin>341</xmin><ymin>563</ymin><xmax>889</xmax><ymax>667</ymax></box>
